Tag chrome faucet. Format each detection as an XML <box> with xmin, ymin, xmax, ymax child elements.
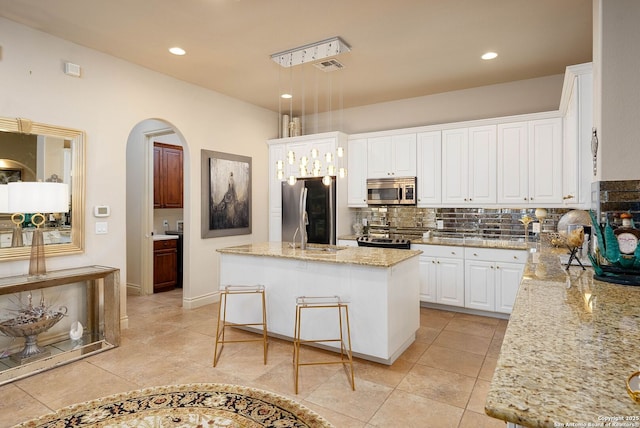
<box><xmin>298</xmin><ymin>187</ymin><xmax>308</xmax><ymax>250</ymax></box>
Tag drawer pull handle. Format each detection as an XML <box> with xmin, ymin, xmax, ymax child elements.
<box><xmin>473</xmin><ymin>253</ymin><xmax>478</xmax><ymax>256</ymax></box>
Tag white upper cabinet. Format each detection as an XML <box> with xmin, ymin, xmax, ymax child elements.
<box><xmin>367</xmin><ymin>133</ymin><xmax>416</xmax><ymax>178</ymax></box>
<box><xmin>347</xmin><ymin>138</ymin><xmax>368</xmax><ymax>207</ymax></box>
<box><xmin>528</xmin><ymin>118</ymin><xmax>563</xmax><ymax>204</ymax></box>
<box><xmin>561</xmin><ymin>63</ymin><xmax>593</xmax><ymax>208</ymax></box>
<box><xmin>442</xmin><ymin>125</ymin><xmax>496</xmax><ymax>205</ymax></box>
<box><xmin>268</xmin><ymin>143</ymin><xmax>286</xmax><ymax>241</ymax></box>
<box><xmin>497</xmin><ymin>118</ymin><xmax>563</xmax><ymax>205</ymax></box>
<box><xmin>416</xmin><ymin>131</ymin><xmax>442</xmax><ymax>206</ymax></box>
<box><xmin>497</xmin><ymin>122</ymin><xmax>529</xmax><ymax>204</ymax></box>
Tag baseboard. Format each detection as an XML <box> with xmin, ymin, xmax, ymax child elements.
<box><xmin>420</xmin><ymin>302</ymin><xmax>510</xmax><ymax>320</ymax></box>
<box><xmin>182</xmin><ymin>291</ymin><xmax>220</xmax><ymax>309</ymax></box>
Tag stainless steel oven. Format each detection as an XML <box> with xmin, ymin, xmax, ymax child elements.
<box><xmin>366</xmin><ymin>177</ymin><xmax>416</xmax><ymax>205</ymax></box>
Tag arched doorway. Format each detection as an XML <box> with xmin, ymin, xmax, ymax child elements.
<box><xmin>125</xmin><ymin>119</ymin><xmax>188</xmax><ymax>298</ymax></box>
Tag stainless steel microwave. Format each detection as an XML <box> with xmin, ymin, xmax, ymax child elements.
<box><xmin>367</xmin><ymin>177</ymin><xmax>417</xmax><ymax>205</ymax></box>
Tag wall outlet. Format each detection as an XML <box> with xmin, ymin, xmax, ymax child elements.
<box><xmin>532</xmin><ymin>222</ymin><xmax>541</xmax><ymax>233</ymax></box>
<box><xmin>362</xmin><ymin>218</ymin><xmax>368</xmax><ymax>226</ymax></box>
<box><xmin>436</xmin><ymin>220</ymin><xmax>444</xmax><ymax>230</ymax></box>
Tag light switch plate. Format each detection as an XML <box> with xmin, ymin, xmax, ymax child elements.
<box><xmin>95</xmin><ymin>222</ymin><xmax>108</xmax><ymax>234</ymax></box>
<box><xmin>436</xmin><ymin>220</ymin><xmax>444</xmax><ymax>230</ymax></box>
<box><xmin>532</xmin><ymin>222</ymin><xmax>541</xmax><ymax>233</ymax></box>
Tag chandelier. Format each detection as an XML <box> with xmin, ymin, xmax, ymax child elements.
<box><xmin>271</xmin><ymin>37</ymin><xmax>350</xmax><ymax>186</ymax></box>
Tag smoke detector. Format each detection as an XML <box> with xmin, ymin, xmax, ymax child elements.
<box><xmin>313</xmin><ymin>58</ymin><xmax>345</xmax><ymax>72</ymax></box>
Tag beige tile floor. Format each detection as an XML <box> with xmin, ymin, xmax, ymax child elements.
<box><xmin>0</xmin><ymin>289</ymin><xmax>507</xmax><ymax>427</ymax></box>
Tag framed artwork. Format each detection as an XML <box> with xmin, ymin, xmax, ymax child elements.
<box><xmin>201</xmin><ymin>150</ymin><xmax>252</xmax><ymax>238</ymax></box>
<box><xmin>0</xmin><ymin>168</ymin><xmax>22</xmax><ymax>184</ymax></box>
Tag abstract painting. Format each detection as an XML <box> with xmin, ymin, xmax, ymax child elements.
<box><xmin>201</xmin><ymin>150</ymin><xmax>251</xmax><ymax>238</ymax></box>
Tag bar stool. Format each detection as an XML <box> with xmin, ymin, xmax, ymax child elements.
<box><xmin>293</xmin><ymin>295</ymin><xmax>355</xmax><ymax>394</ymax></box>
<box><xmin>213</xmin><ymin>285</ymin><xmax>268</xmax><ymax>367</ymax></box>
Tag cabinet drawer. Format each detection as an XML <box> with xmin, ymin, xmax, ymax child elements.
<box><xmin>154</xmin><ymin>239</ymin><xmax>177</xmax><ymax>251</ymax></box>
<box><xmin>464</xmin><ymin>247</ymin><xmax>527</xmax><ymax>264</ymax></box>
<box><xmin>412</xmin><ymin>244</ymin><xmax>463</xmax><ymax>259</ymax></box>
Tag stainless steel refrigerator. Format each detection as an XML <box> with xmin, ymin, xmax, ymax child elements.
<box><xmin>282</xmin><ymin>177</ymin><xmax>336</xmax><ymax>245</ymax></box>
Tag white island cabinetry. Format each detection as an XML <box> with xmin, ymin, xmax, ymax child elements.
<box><xmin>218</xmin><ymin>243</ymin><xmax>421</xmax><ymax>364</ymax></box>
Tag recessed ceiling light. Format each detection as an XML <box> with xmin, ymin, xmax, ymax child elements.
<box><xmin>281</xmin><ymin>93</ymin><xmax>292</xmax><ymax>99</ymax></box>
<box><xmin>169</xmin><ymin>47</ymin><xmax>186</xmax><ymax>56</ymax></box>
<box><xmin>482</xmin><ymin>52</ymin><xmax>498</xmax><ymax>60</ymax></box>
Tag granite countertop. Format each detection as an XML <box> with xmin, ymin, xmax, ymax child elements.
<box><xmin>485</xmin><ymin>246</ymin><xmax>640</xmax><ymax>427</ymax></box>
<box><xmin>339</xmin><ymin>234</ymin><xmax>529</xmax><ymax>250</ymax></box>
<box><xmin>217</xmin><ymin>242</ymin><xmax>421</xmax><ymax>267</ymax></box>
<box><xmin>153</xmin><ymin>234</ymin><xmax>179</xmax><ymax>241</ymax></box>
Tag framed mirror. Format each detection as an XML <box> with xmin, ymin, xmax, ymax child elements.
<box><xmin>0</xmin><ymin>117</ymin><xmax>85</xmax><ymax>260</ymax></box>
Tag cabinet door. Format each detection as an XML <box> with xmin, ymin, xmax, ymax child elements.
<box><xmin>436</xmin><ymin>257</ymin><xmax>464</xmax><ymax>307</ymax></box>
<box><xmin>495</xmin><ymin>262</ymin><xmax>525</xmax><ymax>314</ymax></box>
<box><xmin>497</xmin><ymin>122</ymin><xmax>529</xmax><ymax>204</ymax></box>
<box><xmin>416</xmin><ymin>131</ymin><xmax>442</xmax><ymax>206</ymax></box>
<box><xmin>528</xmin><ymin>118</ymin><xmax>562</xmax><ymax>204</ymax></box>
<box><xmin>419</xmin><ymin>255</ymin><xmax>437</xmax><ymax>302</ymax></box>
<box><xmin>162</xmin><ymin>146</ymin><xmax>184</xmax><ymax>208</ymax></box>
<box><xmin>562</xmin><ymin>77</ymin><xmax>579</xmax><ymax>206</ymax></box>
<box><xmin>392</xmin><ymin>134</ymin><xmax>417</xmax><ymax>177</ymax></box>
<box><xmin>468</xmin><ymin>125</ymin><xmax>496</xmax><ymax>204</ymax></box>
<box><xmin>154</xmin><ymin>246</ymin><xmax>177</xmax><ymax>292</ymax></box>
<box><xmin>347</xmin><ymin>138</ymin><xmax>368</xmax><ymax>207</ymax></box>
<box><xmin>442</xmin><ymin>128</ymin><xmax>469</xmax><ymax>205</ymax></box>
<box><xmin>464</xmin><ymin>260</ymin><xmax>495</xmax><ymax>311</ymax></box>
<box><xmin>153</xmin><ymin>146</ymin><xmax>162</xmax><ymax>208</ymax></box>
<box><xmin>367</xmin><ymin>136</ymin><xmax>393</xmax><ymax>178</ymax></box>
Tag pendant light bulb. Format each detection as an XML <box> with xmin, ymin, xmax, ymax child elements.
<box><xmin>327</xmin><ymin>164</ymin><xmax>336</xmax><ymax>175</ymax></box>
<box><xmin>288</xmin><ymin>175</ymin><xmax>297</xmax><ymax>186</ymax></box>
<box><xmin>287</xmin><ymin>151</ymin><xmax>295</xmax><ymax>165</ymax></box>
<box><xmin>325</xmin><ymin>152</ymin><xmax>333</xmax><ymax>163</ymax></box>
<box><xmin>276</xmin><ymin>160</ymin><xmax>284</xmax><ymax>171</ymax></box>
<box><xmin>276</xmin><ymin>170</ymin><xmax>284</xmax><ymax>180</ymax></box>
<box><xmin>339</xmin><ymin>168</ymin><xmax>347</xmax><ymax>178</ymax></box>
<box><xmin>311</xmin><ymin>148</ymin><xmax>319</xmax><ymax>158</ymax></box>
<box><xmin>337</xmin><ymin>147</ymin><xmax>344</xmax><ymax>158</ymax></box>
<box><xmin>322</xmin><ymin>175</ymin><xmax>332</xmax><ymax>186</ymax></box>
<box><xmin>300</xmin><ymin>156</ymin><xmax>308</xmax><ymax>167</ymax></box>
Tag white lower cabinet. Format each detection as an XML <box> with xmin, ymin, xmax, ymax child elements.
<box><xmin>415</xmin><ymin>244</ymin><xmax>527</xmax><ymax>314</ymax></box>
<box><xmin>464</xmin><ymin>247</ymin><xmax>527</xmax><ymax>314</ymax></box>
<box><xmin>415</xmin><ymin>245</ymin><xmax>464</xmax><ymax>307</ymax></box>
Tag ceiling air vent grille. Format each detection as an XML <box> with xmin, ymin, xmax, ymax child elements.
<box><xmin>313</xmin><ymin>58</ymin><xmax>345</xmax><ymax>72</ymax></box>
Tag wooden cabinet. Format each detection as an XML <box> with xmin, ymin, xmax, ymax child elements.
<box><xmin>442</xmin><ymin>126</ymin><xmax>496</xmax><ymax>205</ymax></box>
<box><xmin>414</xmin><ymin>244</ymin><xmax>464</xmax><ymax>307</ymax></box>
<box><xmin>153</xmin><ymin>239</ymin><xmax>178</xmax><ymax>292</ymax></box>
<box><xmin>464</xmin><ymin>247</ymin><xmax>526</xmax><ymax>314</ymax></box>
<box><xmin>367</xmin><ymin>133</ymin><xmax>416</xmax><ymax>178</ymax></box>
<box><xmin>416</xmin><ymin>131</ymin><xmax>442</xmax><ymax>206</ymax></box>
<box><xmin>154</xmin><ymin>142</ymin><xmax>183</xmax><ymax>208</ymax></box>
<box><xmin>497</xmin><ymin>119</ymin><xmax>562</xmax><ymax>205</ymax></box>
<box><xmin>347</xmin><ymin>138</ymin><xmax>368</xmax><ymax>207</ymax></box>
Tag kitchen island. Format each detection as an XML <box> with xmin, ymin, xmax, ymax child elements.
<box><xmin>217</xmin><ymin>242</ymin><xmax>421</xmax><ymax>364</ymax></box>
<box><xmin>485</xmin><ymin>246</ymin><xmax>640</xmax><ymax>427</ymax></box>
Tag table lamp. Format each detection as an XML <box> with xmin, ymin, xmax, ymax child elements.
<box><xmin>7</xmin><ymin>182</ymin><xmax>70</xmax><ymax>277</ymax></box>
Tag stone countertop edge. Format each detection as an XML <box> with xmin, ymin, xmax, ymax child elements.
<box><xmin>153</xmin><ymin>234</ymin><xmax>179</xmax><ymax>241</ymax></box>
<box><xmin>217</xmin><ymin>242</ymin><xmax>421</xmax><ymax>268</ymax></box>
<box><xmin>484</xmin><ymin>245</ymin><xmax>640</xmax><ymax>427</ymax></box>
<box><xmin>338</xmin><ymin>235</ymin><xmax>529</xmax><ymax>250</ymax></box>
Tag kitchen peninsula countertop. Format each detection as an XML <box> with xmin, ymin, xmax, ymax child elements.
<box><xmin>217</xmin><ymin>241</ymin><xmax>421</xmax><ymax>267</ymax></box>
<box><xmin>485</xmin><ymin>245</ymin><xmax>640</xmax><ymax>427</ymax></box>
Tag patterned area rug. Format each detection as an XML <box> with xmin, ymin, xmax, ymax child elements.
<box><xmin>15</xmin><ymin>383</ymin><xmax>334</xmax><ymax>428</ymax></box>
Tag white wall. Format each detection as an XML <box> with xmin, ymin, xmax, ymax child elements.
<box><xmin>308</xmin><ymin>74</ymin><xmax>565</xmax><ymax>135</ymax></box>
<box><xmin>595</xmin><ymin>0</ymin><xmax>640</xmax><ymax>181</ymax></box>
<box><xmin>0</xmin><ymin>18</ymin><xmax>276</xmax><ymax>322</ymax></box>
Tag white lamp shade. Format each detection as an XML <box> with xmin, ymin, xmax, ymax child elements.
<box><xmin>8</xmin><ymin>182</ymin><xmax>70</xmax><ymax>213</ymax></box>
<box><xmin>0</xmin><ymin>184</ymin><xmax>8</xmax><ymax>213</ymax></box>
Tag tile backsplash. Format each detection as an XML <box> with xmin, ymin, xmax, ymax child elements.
<box><xmin>350</xmin><ymin>206</ymin><xmax>569</xmax><ymax>240</ymax></box>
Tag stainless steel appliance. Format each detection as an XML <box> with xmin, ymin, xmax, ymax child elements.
<box><xmin>356</xmin><ymin>236</ymin><xmax>411</xmax><ymax>249</ymax></box>
<box><xmin>367</xmin><ymin>177</ymin><xmax>416</xmax><ymax>205</ymax></box>
<box><xmin>282</xmin><ymin>177</ymin><xmax>336</xmax><ymax>245</ymax></box>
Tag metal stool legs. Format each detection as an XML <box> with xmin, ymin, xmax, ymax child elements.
<box><xmin>213</xmin><ymin>285</ymin><xmax>267</xmax><ymax>367</ymax></box>
<box><xmin>293</xmin><ymin>296</ymin><xmax>355</xmax><ymax>394</ymax></box>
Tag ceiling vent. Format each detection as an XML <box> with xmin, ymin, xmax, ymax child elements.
<box><xmin>313</xmin><ymin>58</ymin><xmax>345</xmax><ymax>72</ymax></box>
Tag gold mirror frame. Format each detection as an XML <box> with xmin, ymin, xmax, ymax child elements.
<box><xmin>0</xmin><ymin>117</ymin><xmax>85</xmax><ymax>261</ymax></box>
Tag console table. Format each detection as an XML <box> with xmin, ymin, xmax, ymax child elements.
<box><xmin>0</xmin><ymin>266</ymin><xmax>120</xmax><ymax>385</ymax></box>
